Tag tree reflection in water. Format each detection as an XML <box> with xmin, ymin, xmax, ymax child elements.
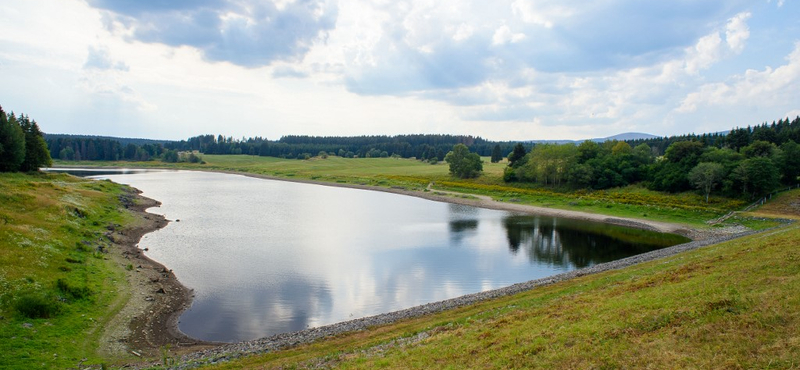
<box><xmin>502</xmin><ymin>215</ymin><xmax>684</xmax><ymax>268</ymax></box>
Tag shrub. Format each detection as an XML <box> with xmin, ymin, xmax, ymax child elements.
<box><xmin>56</xmin><ymin>278</ymin><xmax>92</xmax><ymax>300</ymax></box>
<box><xmin>15</xmin><ymin>292</ymin><xmax>61</xmax><ymax>319</ymax></box>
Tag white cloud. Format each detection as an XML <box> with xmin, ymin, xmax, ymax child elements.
<box><xmin>492</xmin><ymin>25</ymin><xmax>526</xmax><ymax>45</ymax></box>
<box><xmin>725</xmin><ymin>12</ymin><xmax>751</xmax><ymax>54</ymax></box>
<box><xmin>452</xmin><ymin>23</ymin><xmax>474</xmax><ymax>42</ymax></box>
<box><xmin>678</xmin><ymin>42</ymin><xmax>800</xmax><ymax>113</ymax></box>
<box><xmin>685</xmin><ymin>33</ymin><xmax>724</xmax><ymax>75</ymax></box>
<box><xmin>510</xmin><ymin>0</ymin><xmax>568</xmax><ymax>28</ymax></box>
<box><xmin>84</xmin><ymin>46</ymin><xmax>130</xmax><ymax>71</ymax></box>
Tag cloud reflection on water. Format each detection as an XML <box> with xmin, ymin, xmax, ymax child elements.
<box><xmin>94</xmin><ymin>170</ymin><xmax>686</xmax><ymax>342</ymax></box>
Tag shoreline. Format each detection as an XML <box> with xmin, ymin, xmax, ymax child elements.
<box><xmin>100</xmin><ymin>188</ymin><xmax>215</xmax><ymax>361</ymax></box>
<box><xmin>88</xmin><ymin>167</ymin><xmax>748</xmax><ymax>364</ymax></box>
<box><xmin>224</xmin><ymin>170</ymin><xmax>718</xmax><ymax>239</ymax></box>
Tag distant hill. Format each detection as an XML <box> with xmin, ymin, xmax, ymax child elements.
<box><xmin>527</xmin><ymin>132</ymin><xmax>658</xmax><ymax>144</ymax></box>
<box><xmin>594</xmin><ymin>132</ymin><xmax>659</xmax><ymax>141</ymax></box>
<box><xmin>43</xmin><ymin>133</ymin><xmax>175</xmax><ymax>147</ymax></box>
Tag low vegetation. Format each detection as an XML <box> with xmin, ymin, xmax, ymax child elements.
<box><xmin>0</xmin><ymin>172</ymin><xmax>138</xmax><ymax>369</ymax></box>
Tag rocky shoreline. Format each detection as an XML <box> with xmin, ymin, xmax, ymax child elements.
<box><xmin>100</xmin><ymin>188</ymin><xmax>215</xmax><ymax>361</ymax></box>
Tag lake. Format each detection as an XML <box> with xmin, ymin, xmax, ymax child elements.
<box><xmin>82</xmin><ymin>169</ymin><xmax>688</xmax><ymax>343</ymax></box>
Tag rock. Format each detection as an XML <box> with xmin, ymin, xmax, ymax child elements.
<box><xmin>145</xmin><ymin>296</ymin><xmax>155</xmax><ymax>302</ymax></box>
<box><xmin>22</xmin><ymin>323</ymin><xmax>33</xmax><ymax>328</ymax></box>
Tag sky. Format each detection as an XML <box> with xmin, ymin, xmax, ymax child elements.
<box><xmin>0</xmin><ymin>0</ymin><xmax>798</xmax><ymax>142</ymax></box>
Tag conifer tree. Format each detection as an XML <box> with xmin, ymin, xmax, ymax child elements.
<box><xmin>19</xmin><ymin>114</ymin><xmax>52</xmax><ymax>171</ymax></box>
<box><xmin>0</xmin><ymin>107</ymin><xmax>26</xmax><ymax>172</ymax></box>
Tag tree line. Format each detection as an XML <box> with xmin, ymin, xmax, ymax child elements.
<box><xmin>46</xmin><ymin>132</ymin><xmax>529</xmax><ymax>164</ymax></box>
<box><xmin>166</xmin><ymin>134</ymin><xmax>524</xmax><ymax>162</ymax></box>
<box><xmin>0</xmin><ymin>105</ymin><xmax>52</xmax><ymax>172</ymax></box>
<box><xmin>627</xmin><ymin>117</ymin><xmax>800</xmax><ymax>155</ymax></box>
<box><xmin>503</xmin><ymin>116</ymin><xmax>800</xmax><ymax>199</ymax></box>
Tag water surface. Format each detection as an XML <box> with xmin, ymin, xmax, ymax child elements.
<box><xmin>88</xmin><ymin>170</ymin><xmax>688</xmax><ymax>342</ymax></box>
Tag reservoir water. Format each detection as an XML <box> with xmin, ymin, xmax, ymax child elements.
<box><xmin>85</xmin><ymin>170</ymin><xmax>688</xmax><ymax>342</ymax></box>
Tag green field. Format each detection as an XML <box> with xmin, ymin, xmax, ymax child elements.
<box><xmin>0</xmin><ymin>173</ymin><xmax>140</xmax><ymax>369</ymax></box>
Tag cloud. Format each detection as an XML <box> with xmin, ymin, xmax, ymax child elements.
<box><xmin>725</xmin><ymin>12</ymin><xmax>751</xmax><ymax>53</ymax></box>
<box><xmin>677</xmin><ymin>42</ymin><xmax>800</xmax><ymax>113</ymax></box>
<box><xmin>684</xmin><ymin>33</ymin><xmax>724</xmax><ymax>74</ymax></box>
<box><xmin>338</xmin><ymin>0</ymin><xmax>748</xmax><ymax>97</ymax></box>
<box><xmin>272</xmin><ymin>66</ymin><xmax>309</xmax><ymax>79</ymax></box>
<box><xmin>492</xmin><ymin>25</ymin><xmax>526</xmax><ymax>45</ymax></box>
<box><xmin>87</xmin><ymin>0</ymin><xmax>338</xmax><ymax>67</ymax></box>
<box><xmin>83</xmin><ymin>46</ymin><xmax>129</xmax><ymax>71</ymax></box>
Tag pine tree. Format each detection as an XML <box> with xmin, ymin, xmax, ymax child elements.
<box><xmin>0</xmin><ymin>108</ymin><xmax>26</xmax><ymax>172</ymax></box>
<box><xmin>19</xmin><ymin>115</ymin><xmax>52</xmax><ymax>171</ymax></box>
<box><xmin>491</xmin><ymin>144</ymin><xmax>502</xmax><ymax>163</ymax></box>
<box><xmin>507</xmin><ymin>143</ymin><xmax>527</xmax><ymax>168</ymax></box>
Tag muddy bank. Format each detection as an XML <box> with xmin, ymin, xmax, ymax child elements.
<box><xmin>99</xmin><ymin>188</ymin><xmax>215</xmax><ymax>361</ymax></box>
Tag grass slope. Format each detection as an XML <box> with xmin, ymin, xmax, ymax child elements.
<box><xmin>202</xmin><ymin>191</ymin><xmax>800</xmax><ymax>369</ymax></box>
<box><xmin>0</xmin><ymin>172</ymin><xmax>138</xmax><ymax>369</ymax></box>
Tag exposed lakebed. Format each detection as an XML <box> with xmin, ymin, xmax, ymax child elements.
<box><xmin>78</xmin><ymin>169</ymin><xmax>687</xmax><ymax>343</ymax></box>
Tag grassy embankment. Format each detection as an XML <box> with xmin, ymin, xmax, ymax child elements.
<box><xmin>0</xmin><ymin>172</ymin><xmax>144</xmax><ymax>369</ymax></box>
<box><xmin>56</xmin><ymin>155</ymin><xmax>761</xmax><ymax>229</ymax></box>
<box><xmin>184</xmin><ymin>190</ymin><xmax>800</xmax><ymax>369</ymax></box>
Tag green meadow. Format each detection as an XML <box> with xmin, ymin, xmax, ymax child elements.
<box><xmin>0</xmin><ymin>172</ymin><xmax>139</xmax><ymax>369</ymax></box>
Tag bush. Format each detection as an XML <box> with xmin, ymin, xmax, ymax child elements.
<box><xmin>15</xmin><ymin>293</ymin><xmax>61</xmax><ymax>319</ymax></box>
<box><xmin>56</xmin><ymin>278</ymin><xmax>92</xmax><ymax>300</ymax></box>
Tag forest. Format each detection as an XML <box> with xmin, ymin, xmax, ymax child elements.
<box><xmin>44</xmin><ymin>133</ymin><xmax>527</xmax><ymax>164</ymax></box>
